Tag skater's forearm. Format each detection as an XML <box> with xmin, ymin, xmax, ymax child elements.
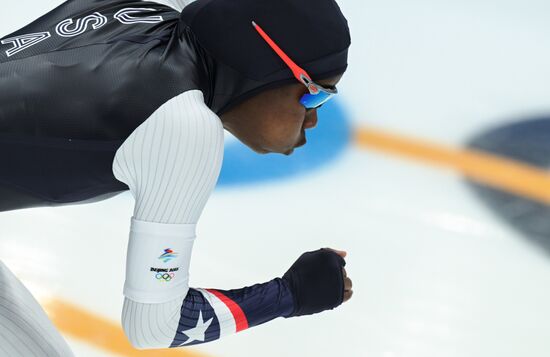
<box><xmin>122</xmin><ymin>277</ymin><xmax>295</xmax><ymax>349</ymax></box>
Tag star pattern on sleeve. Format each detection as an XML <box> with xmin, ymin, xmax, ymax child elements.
<box><xmin>178</xmin><ymin>309</ymin><xmax>214</xmax><ymax>346</ymax></box>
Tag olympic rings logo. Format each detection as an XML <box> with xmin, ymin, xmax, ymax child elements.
<box><xmin>155</xmin><ymin>272</ymin><xmax>175</xmax><ymax>282</ymax></box>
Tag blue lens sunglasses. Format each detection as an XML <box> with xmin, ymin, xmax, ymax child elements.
<box><xmin>252</xmin><ymin>21</ymin><xmax>338</xmax><ymax>110</ymax></box>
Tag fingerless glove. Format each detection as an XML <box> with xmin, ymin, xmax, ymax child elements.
<box><xmin>282</xmin><ymin>248</ymin><xmax>346</xmax><ymax>317</ymax></box>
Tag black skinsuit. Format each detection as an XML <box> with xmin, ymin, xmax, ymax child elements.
<box><xmin>0</xmin><ymin>1</ymin><xmax>206</xmax><ymax>210</ymax></box>
<box><xmin>0</xmin><ymin>0</ymin><xmax>350</xmax><ymax>211</ymax></box>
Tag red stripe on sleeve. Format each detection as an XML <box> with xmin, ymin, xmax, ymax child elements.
<box><xmin>206</xmin><ymin>289</ymin><xmax>249</xmax><ymax>332</ymax></box>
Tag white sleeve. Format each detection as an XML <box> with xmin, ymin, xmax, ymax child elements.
<box><xmin>112</xmin><ymin>89</ymin><xmax>224</xmax><ymax>349</ymax></box>
<box><xmin>112</xmin><ymin>90</ymin><xmax>224</xmax><ymax>226</ymax></box>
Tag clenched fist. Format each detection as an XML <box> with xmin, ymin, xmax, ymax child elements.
<box><xmin>282</xmin><ymin>247</ymin><xmax>353</xmax><ymax>317</ymax></box>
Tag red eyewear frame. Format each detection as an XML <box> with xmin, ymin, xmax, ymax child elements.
<box><xmin>252</xmin><ymin>21</ymin><xmax>338</xmax><ymax>109</ymax></box>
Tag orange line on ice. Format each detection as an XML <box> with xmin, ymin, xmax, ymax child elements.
<box><xmin>43</xmin><ymin>299</ymin><xmax>211</xmax><ymax>357</ymax></box>
<box><xmin>354</xmin><ymin>127</ymin><xmax>550</xmax><ymax>205</ymax></box>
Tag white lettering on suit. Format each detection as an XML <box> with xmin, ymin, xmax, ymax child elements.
<box><xmin>2</xmin><ymin>8</ymin><xmax>165</xmax><ymax>57</ymax></box>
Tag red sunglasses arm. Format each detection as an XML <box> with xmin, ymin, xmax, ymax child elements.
<box><xmin>251</xmin><ymin>21</ymin><xmax>313</xmax><ymax>86</ymax></box>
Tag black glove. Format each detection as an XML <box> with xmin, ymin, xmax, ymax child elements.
<box><xmin>282</xmin><ymin>248</ymin><xmax>346</xmax><ymax>317</ymax></box>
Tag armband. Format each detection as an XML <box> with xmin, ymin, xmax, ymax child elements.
<box><xmin>123</xmin><ymin>217</ymin><xmax>196</xmax><ymax>303</ymax></box>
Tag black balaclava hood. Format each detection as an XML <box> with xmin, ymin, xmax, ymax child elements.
<box><xmin>178</xmin><ymin>0</ymin><xmax>351</xmax><ymax>115</ymax></box>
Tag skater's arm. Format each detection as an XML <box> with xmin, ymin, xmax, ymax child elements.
<box><xmin>112</xmin><ymin>91</ymin><xmax>346</xmax><ymax>349</ymax></box>
<box><xmin>112</xmin><ymin>90</ymin><xmax>293</xmax><ymax>348</ymax></box>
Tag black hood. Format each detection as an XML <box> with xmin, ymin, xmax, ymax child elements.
<box><xmin>178</xmin><ymin>0</ymin><xmax>351</xmax><ymax>115</ymax></box>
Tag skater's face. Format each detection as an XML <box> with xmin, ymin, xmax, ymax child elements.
<box><xmin>219</xmin><ymin>74</ymin><xmax>343</xmax><ymax>155</ymax></box>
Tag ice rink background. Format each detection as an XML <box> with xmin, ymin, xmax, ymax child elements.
<box><xmin>1</xmin><ymin>0</ymin><xmax>550</xmax><ymax>356</ymax></box>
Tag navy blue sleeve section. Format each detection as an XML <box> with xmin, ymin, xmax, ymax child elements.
<box><xmin>216</xmin><ymin>277</ymin><xmax>295</xmax><ymax>327</ymax></box>
<box><xmin>169</xmin><ymin>278</ymin><xmax>295</xmax><ymax>348</ymax></box>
